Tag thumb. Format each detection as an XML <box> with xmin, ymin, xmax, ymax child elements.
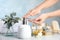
<box><xmin>35</xmin><ymin>17</ymin><xmax>41</xmax><ymax>21</ymax></box>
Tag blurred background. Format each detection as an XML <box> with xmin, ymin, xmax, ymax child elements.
<box><xmin>0</xmin><ymin>0</ymin><xmax>60</xmax><ymax>25</ymax></box>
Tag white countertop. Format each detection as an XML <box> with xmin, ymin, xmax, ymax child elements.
<box><xmin>0</xmin><ymin>34</ymin><xmax>60</xmax><ymax>40</ymax></box>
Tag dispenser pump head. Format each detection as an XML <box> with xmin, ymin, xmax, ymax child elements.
<box><xmin>23</xmin><ymin>18</ymin><xmax>27</xmax><ymax>25</ymax></box>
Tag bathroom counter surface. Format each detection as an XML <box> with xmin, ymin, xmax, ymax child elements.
<box><xmin>0</xmin><ymin>34</ymin><xmax>60</xmax><ymax>40</ymax></box>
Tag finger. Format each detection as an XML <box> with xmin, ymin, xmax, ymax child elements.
<box><xmin>34</xmin><ymin>20</ymin><xmax>41</xmax><ymax>25</ymax></box>
<box><xmin>29</xmin><ymin>19</ymin><xmax>40</xmax><ymax>25</ymax></box>
<box><xmin>23</xmin><ymin>14</ymin><xmax>31</xmax><ymax>18</ymax></box>
<box><xmin>23</xmin><ymin>11</ymin><xmax>32</xmax><ymax>18</ymax></box>
<box><xmin>29</xmin><ymin>19</ymin><xmax>41</xmax><ymax>25</ymax></box>
<box><xmin>34</xmin><ymin>19</ymin><xmax>45</xmax><ymax>25</ymax></box>
<box><xmin>34</xmin><ymin>17</ymin><xmax>41</xmax><ymax>23</ymax></box>
<box><xmin>35</xmin><ymin>17</ymin><xmax>41</xmax><ymax>21</ymax></box>
<box><xmin>28</xmin><ymin>19</ymin><xmax>40</xmax><ymax>25</ymax></box>
<box><xmin>28</xmin><ymin>19</ymin><xmax>35</xmax><ymax>23</ymax></box>
<box><xmin>23</xmin><ymin>9</ymin><xmax>34</xmax><ymax>18</ymax></box>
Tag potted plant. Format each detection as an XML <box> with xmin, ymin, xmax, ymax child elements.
<box><xmin>2</xmin><ymin>12</ymin><xmax>20</xmax><ymax>36</ymax></box>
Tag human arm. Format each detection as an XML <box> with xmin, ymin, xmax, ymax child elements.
<box><xmin>29</xmin><ymin>10</ymin><xmax>60</xmax><ymax>24</ymax></box>
<box><xmin>23</xmin><ymin>0</ymin><xmax>58</xmax><ymax>18</ymax></box>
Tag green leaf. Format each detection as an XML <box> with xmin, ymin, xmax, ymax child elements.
<box><xmin>3</xmin><ymin>12</ymin><xmax>20</xmax><ymax>29</ymax></box>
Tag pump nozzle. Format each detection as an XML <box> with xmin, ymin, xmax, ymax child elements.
<box><xmin>23</xmin><ymin>18</ymin><xmax>27</xmax><ymax>25</ymax></box>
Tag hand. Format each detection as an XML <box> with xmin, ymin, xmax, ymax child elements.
<box><xmin>29</xmin><ymin>14</ymin><xmax>49</xmax><ymax>25</ymax></box>
<box><xmin>23</xmin><ymin>7</ymin><xmax>41</xmax><ymax>18</ymax></box>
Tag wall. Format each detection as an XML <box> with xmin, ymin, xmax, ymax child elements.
<box><xmin>0</xmin><ymin>0</ymin><xmax>44</xmax><ymax>18</ymax></box>
<box><xmin>0</xmin><ymin>0</ymin><xmax>60</xmax><ymax>25</ymax></box>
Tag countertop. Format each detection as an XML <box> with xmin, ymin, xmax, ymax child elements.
<box><xmin>0</xmin><ymin>33</ymin><xmax>60</xmax><ymax>40</ymax></box>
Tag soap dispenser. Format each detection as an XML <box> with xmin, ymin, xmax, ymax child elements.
<box><xmin>18</xmin><ymin>18</ymin><xmax>31</xmax><ymax>38</ymax></box>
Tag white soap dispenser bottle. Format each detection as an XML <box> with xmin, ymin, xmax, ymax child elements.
<box><xmin>18</xmin><ymin>18</ymin><xmax>31</xmax><ymax>38</ymax></box>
